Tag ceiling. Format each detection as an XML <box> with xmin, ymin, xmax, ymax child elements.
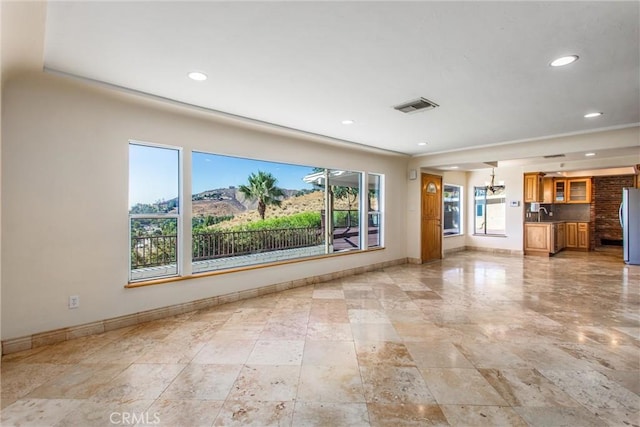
<box><xmin>43</xmin><ymin>1</ymin><xmax>639</xmax><ymax>159</ymax></box>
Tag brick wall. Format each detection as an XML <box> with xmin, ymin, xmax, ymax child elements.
<box><xmin>594</xmin><ymin>175</ymin><xmax>635</xmax><ymax>245</ymax></box>
<box><xmin>590</xmin><ymin>178</ymin><xmax>596</xmax><ymax>250</ymax></box>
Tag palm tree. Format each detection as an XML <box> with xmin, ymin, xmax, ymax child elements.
<box><xmin>239</xmin><ymin>171</ymin><xmax>285</xmax><ymax>220</ymax></box>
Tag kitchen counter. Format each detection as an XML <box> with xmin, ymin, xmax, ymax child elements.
<box><xmin>524</xmin><ymin>221</ymin><xmax>590</xmax><ymax>255</ymax></box>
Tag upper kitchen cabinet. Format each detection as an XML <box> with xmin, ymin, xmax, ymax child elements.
<box><xmin>524</xmin><ymin>173</ymin><xmax>545</xmax><ymax>203</ymax></box>
<box><xmin>567</xmin><ymin>178</ymin><xmax>592</xmax><ymax>203</ymax></box>
<box><xmin>554</xmin><ymin>179</ymin><xmax>567</xmax><ymax>203</ymax></box>
<box><xmin>543</xmin><ymin>178</ymin><xmax>554</xmax><ymax>204</ymax></box>
<box><xmin>524</xmin><ymin>174</ymin><xmax>592</xmax><ymax>204</ymax></box>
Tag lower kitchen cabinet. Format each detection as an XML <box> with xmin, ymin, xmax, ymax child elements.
<box><xmin>555</xmin><ymin>222</ymin><xmax>566</xmax><ymax>252</ymax></box>
<box><xmin>524</xmin><ymin>222</ymin><xmax>565</xmax><ymax>255</ymax></box>
<box><xmin>566</xmin><ymin>222</ymin><xmax>578</xmax><ymax>248</ymax></box>
<box><xmin>565</xmin><ymin>222</ymin><xmax>590</xmax><ymax>250</ymax></box>
<box><xmin>577</xmin><ymin>222</ymin><xmax>589</xmax><ymax>249</ymax></box>
<box><xmin>524</xmin><ymin>223</ymin><xmax>552</xmax><ymax>255</ymax></box>
<box><xmin>525</xmin><ymin>221</ymin><xmax>588</xmax><ymax>256</ymax></box>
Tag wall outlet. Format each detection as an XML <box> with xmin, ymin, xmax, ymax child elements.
<box><xmin>68</xmin><ymin>295</ymin><xmax>80</xmax><ymax>309</ymax></box>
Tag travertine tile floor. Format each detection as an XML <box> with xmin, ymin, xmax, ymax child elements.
<box><xmin>1</xmin><ymin>248</ymin><xmax>639</xmax><ymax>426</ymax></box>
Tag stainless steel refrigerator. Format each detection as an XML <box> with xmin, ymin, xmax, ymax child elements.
<box><xmin>620</xmin><ymin>187</ymin><xmax>640</xmax><ymax>265</ymax></box>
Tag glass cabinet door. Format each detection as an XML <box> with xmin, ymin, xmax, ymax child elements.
<box><xmin>554</xmin><ymin>179</ymin><xmax>566</xmax><ymax>203</ymax></box>
<box><xmin>567</xmin><ymin>179</ymin><xmax>590</xmax><ymax>203</ymax></box>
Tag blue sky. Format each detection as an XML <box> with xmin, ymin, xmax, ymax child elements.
<box><xmin>192</xmin><ymin>152</ymin><xmax>315</xmax><ymax>194</ymax></box>
<box><xmin>129</xmin><ymin>144</ymin><xmax>315</xmax><ymax>207</ymax></box>
<box><xmin>129</xmin><ymin>144</ymin><xmax>179</xmax><ymax>207</ymax></box>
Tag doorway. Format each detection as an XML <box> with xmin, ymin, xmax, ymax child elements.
<box><xmin>421</xmin><ymin>173</ymin><xmax>443</xmax><ymax>263</ymax></box>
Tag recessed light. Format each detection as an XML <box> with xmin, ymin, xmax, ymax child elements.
<box><xmin>584</xmin><ymin>112</ymin><xmax>603</xmax><ymax>118</ymax></box>
<box><xmin>341</xmin><ymin>120</ymin><xmax>354</xmax><ymax>125</ymax></box>
<box><xmin>550</xmin><ymin>55</ymin><xmax>579</xmax><ymax>67</ymax></box>
<box><xmin>585</xmin><ymin>152</ymin><xmax>596</xmax><ymax>157</ymax></box>
<box><xmin>418</xmin><ymin>142</ymin><xmax>427</xmax><ymax>146</ymax></box>
<box><xmin>188</xmin><ymin>71</ymin><xmax>207</xmax><ymax>81</ymax></box>
<box><xmin>450</xmin><ymin>166</ymin><xmax>459</xmax><ymax>169</ymax></box>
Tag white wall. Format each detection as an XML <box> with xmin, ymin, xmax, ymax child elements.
<box><xmin>405</xmin><ymin>164</ymin><xmax>422</xmax><ymax>260</ymax></box>
<box><xmin>1</xmin><ymin>72</ymin><xmax>408</xmax><ymax>340</ymax></box>
<box><xmin>404</xmin><ymin>167</ymin><xmax>469</xmax><ymax>258</ymax></box>
<box><xmin>1</xmin><ymin>0</ymin><xmax>49</xmax><ymax>348</ymax></box>
<box><xmin>405</xmin><ymin>165</ymin><xmax>526</xmax><ymax>260</ymax></box>
<box><xmin>465</xmin><ymin>167</ymin><xmax>524</xmax><ymax>252</ymax></box>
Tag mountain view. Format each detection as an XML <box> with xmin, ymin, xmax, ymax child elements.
<box><xmin>130</xmin><ymin>187</ymin><xmax>357</xmax><ymax>225</ymax></box>
<box><xmin>191</xmin><ymin>186</ymin><xmax>304</xmax><ymax>217</ymax></box>
<box><xmin>191</xmin><ymin>187</ymin><xmax>358</xmax><ymax>230</ymax></box>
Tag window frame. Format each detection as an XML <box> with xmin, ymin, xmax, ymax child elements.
<box><xmin>128</xmin><ymin>141</ymin><xmax>183</xmax><ymax>282</ymax></box>
<box><xmin>443</xmin><ymin>183</ymin><xmax>463</xmax><ymax>237</ymax></box>
<box><xmin>188</xmin><ymin>151</ymin><xmax>384</xmax><ymax>274</ymax></box>
<box><xmin>473</xmin><ymin>185</ymin><xmax>506</xmax><ymax>236</ymax></box>
<box><xmin>328</xmin><ymin>169</ymin><xmax>363</xmax><ymax>253</ymax></box>
<box><xmin>128</xmin><ymin>144</ymin><xmax>386</xmax><ymax>284</ymax></box>
<box><xmin>366</xmin><ymin>173</ymin><xmax>384</xmax><ymax>248</ymax></box>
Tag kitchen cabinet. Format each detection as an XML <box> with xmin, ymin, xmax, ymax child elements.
<box><xmin>543</xmin><ymin>178</ymin><xmax>554</xmax><ymax>204</ymax></box>
<box><xmin>566</xmin><ymin>178</ymin><xmax>591</xmax><ymax>203</ymax></box>
<box><xmin>578</xmin><ymin>222</ymin><xmax>589</xmax><ymax>249</ymax></box>
<box><xmin>566</xmin><ymin>222</ymin><xmax>578</xmax><ymax>248</ymax></box>
<box><xmin>524</xmin><ymin>223</ymin><xmax>551</xmax><ymax>255</ymax></box>
<box><xmin>554</xmin><ymin>179</ymin><xmax>567</xmax><ymax>203</ymax></box>
<box><xmin>524</xmin><ymin>173</ymin><xmax>545</xmax><ymax>203</ymax></box>
<box><xmin>523</xmin><ymin>174</ymin><xmax>592</xmax><ymax>204</ymax></box>
<box><xmin>525</xmin><ymin>221</ymin><xmax>588</xmax><ymax>256</ymax></box>
<box><xmin>565</xmin><ymin>222</ymin><xmax>590</xmax><ymax>250</ymax></box>
<box><xmin>555</xmin><ymin>222</ymin><xmax>566</xmax><ymax>252</ymax></box>
<box><xmin>524</xmin><ymin>222</ymin><xmax>565</xmax><ymax>255</ymax></box>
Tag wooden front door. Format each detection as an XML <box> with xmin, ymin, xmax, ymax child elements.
<box><xmin>421</xmin><ymin>173</ymin><xmax>442</xmax><ymax>262</ymax></box>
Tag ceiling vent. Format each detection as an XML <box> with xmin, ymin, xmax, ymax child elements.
<box><xmin>394</xmin><ymin>97</ymin><xmax>439</xmax><ymax>114</ymax></box>
<box><xmin>543</xmin><ymin>154</ymin><xmax>566</xmax><ymax>159</ymax></box>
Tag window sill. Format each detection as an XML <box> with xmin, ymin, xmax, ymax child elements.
<box><xmin>443</xmin><ymin>233</ymin><xmax>463</xmax><ymax>238</ymax></box>
<box><xmin>472</xmin><ymin>234</ymin><xmax>507</xmax><ymax>238</ymax></box>
<box><xmin>125</xmin><ymin>247</ymin><xmax>385</xmax><ymax>288</ymax></box>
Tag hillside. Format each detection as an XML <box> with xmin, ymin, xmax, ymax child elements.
<box><xmin>136</xmin><ymin>186</ymin><xmax>362</xmax><ymax>222</ymax></box>
<box><xmin>209</xmin><ymin>190</ymin><xmax>358</xmax><ymax>229</ymax></box>
<box><xmin>192</xmin><ymin>199</ymin><xmax>245</xmax><ymax>216</ymax></box>
<box><xmin>191</xmin><ymin>187</ymin><xmax>301</xmax><ymax>214</ymax></box>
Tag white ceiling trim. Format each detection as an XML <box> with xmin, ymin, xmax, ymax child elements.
<box><xmin>45</xmin><ymin>67</ymin><xmax>408</xmax><ymax>158</ymax></box>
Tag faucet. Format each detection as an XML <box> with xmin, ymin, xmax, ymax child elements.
<box><xmin>538</xmin><ymin>206</ymin><xmax>548</xmax><ymax>222</ymax></box>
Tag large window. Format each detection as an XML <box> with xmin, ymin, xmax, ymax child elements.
<box><xmin>129</xmin><ymin>143</ymin><xmax>181</xmax><ymax>281</ymax></box>
<box><xmin>128</xmin><ymin>145</ymin><xmax>384</xmax><ymax>280</ymax></box>
<box><xmin>192</xmin><ymin>153</ymin><xmax>322</xmax><ymax>272</ymax></box>
<box><xmin>474</xmin><ymin>186</ymin><xmax>506</xmax><ymax>235</ymax></box>
<box><xmin>443</xmin><ymin>184</ymin><xmax>462</xmax><ymax>236</ymax></box>
<box><xmin>191</xmin><ymin>152</ymin><xmax>372</xmax><ymax>272</ymax></box>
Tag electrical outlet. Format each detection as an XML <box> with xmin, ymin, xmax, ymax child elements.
<box><xmin>69</xmin><ymin>295</ymin><xmax>80</xmax><ymax>309</ymax></box>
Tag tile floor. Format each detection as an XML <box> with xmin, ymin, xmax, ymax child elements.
<box><xmin>1</xmin><ymin>248</ymin><xmax>639</xmax><ymax>426</ymax></box>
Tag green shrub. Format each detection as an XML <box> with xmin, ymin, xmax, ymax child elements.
<box><xmin>206</xmin><ymin>211</ymin><xmax>322</xmax><ymax>233</ymax></box>
<box><xmin>244</xmin><ymin>211</ymin><xmax>322</xmax><ymax>231</ymax></box>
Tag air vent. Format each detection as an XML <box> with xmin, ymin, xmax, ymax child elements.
<box><xmin>543</xmin><ymin>154</ymin><xmax>566</xmax><ymax>159</ymax></box>
<box><xmin>394</xmin><ymin>97</ymin><xmax>439</xmax><ymax>114</ymax></box>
